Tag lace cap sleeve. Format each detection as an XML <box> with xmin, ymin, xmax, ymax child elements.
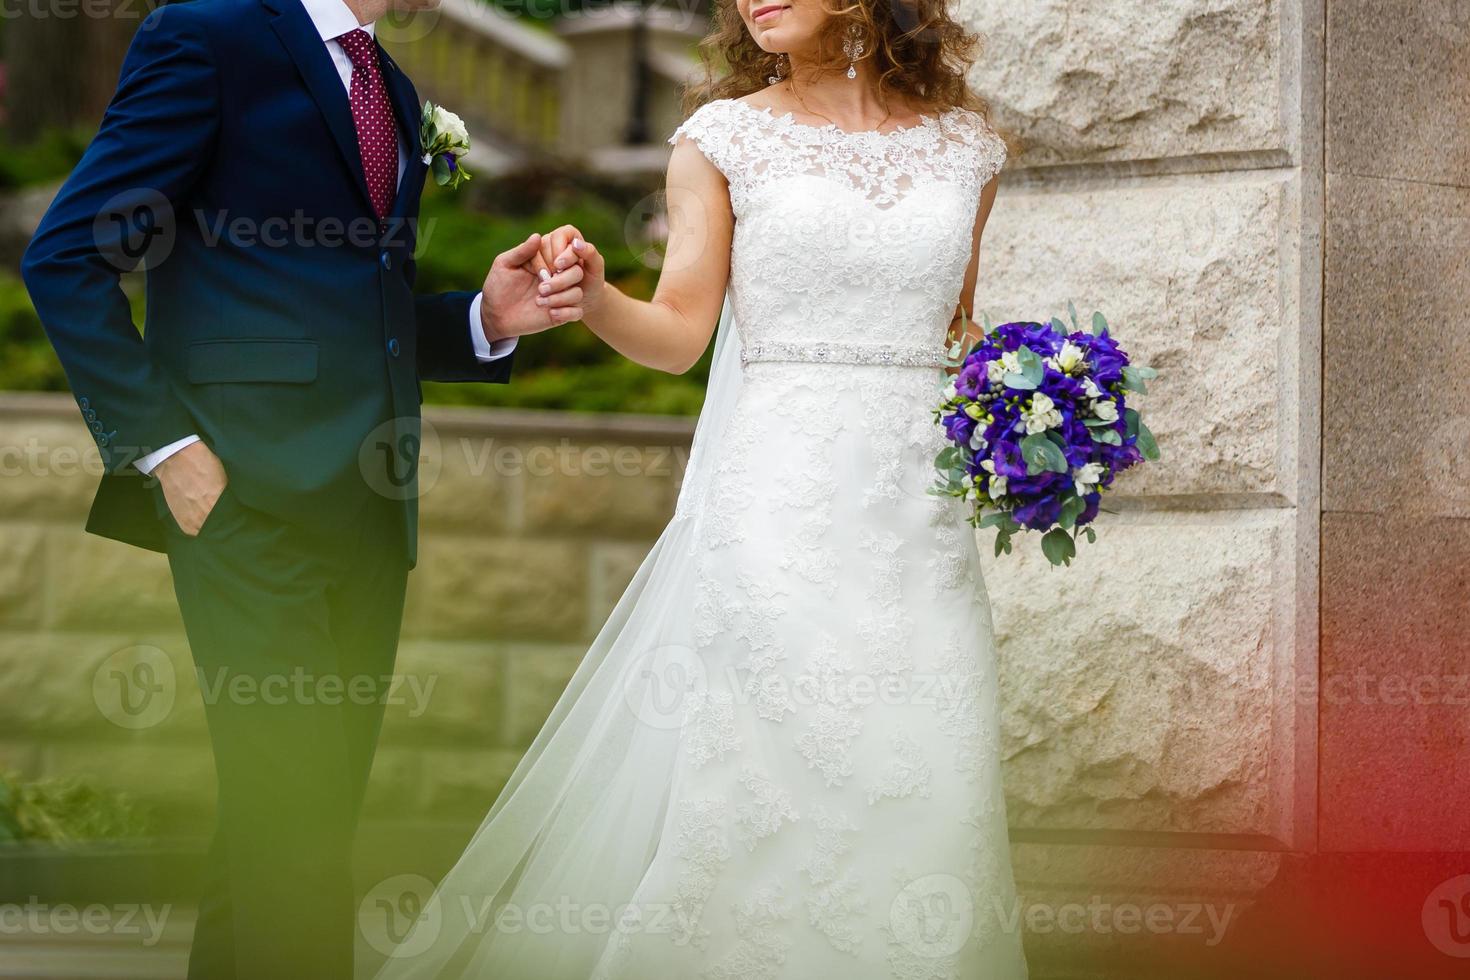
<box><xmin>668</xmin><ymin>99</ymin><xmax>744</xmax><ymax>181</ymax></box>
<box><xmin>947</xmin><ymin>108</ymin><xmax>1008</xmax><ymax>187</ymax></box>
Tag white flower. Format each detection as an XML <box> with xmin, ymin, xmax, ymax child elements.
<box><xmin>1073</xmin><ymin>462</ymin><xmax>1105</xmax><ymax>497</ymax></box>
<box><xmin>1047</xmin><ymin>341</ymin><xmax>1086</xmax><ymax>375</ymax></box>
<box><xmin>431</xmin><ymin>105</ymin><xmax>470</xmax><ymax>149</ymax></box>
<box><xmin>942</xmin><ymin>379</ymin><xmax>958</xmax><ymax>401</ymax></box>
<box><xmin>1092</xmin><ymin>398</ymin><xmax>1119</xmax><ymax>423</ymax></box>
<box><xmin>1082</xmin><ymin>377</ymin><xmax>1104</xmax><ymax>400</ymax></box>
<box><xmin>986</xmin><ymin>359</ymin><xmax>1007</xmax><ymax>384</ymax></box>
<box><xmin>978</xmin><ymin>459</ymin><xmax>1008</xmax><ymax>499</ymax></box>
<box><xmin>1021</xmin><ymin>392</ymin><xmax>1063</xmax><ymax>434</ymax></box>
<box><xmin>969</xmin><ymin>430</ymin><xmax>988</xmax><ymax>452</ymax></box>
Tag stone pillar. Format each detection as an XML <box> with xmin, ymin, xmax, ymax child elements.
<box><xmin>957</xmin><ymin>0</ymin><xmax>1325</xmax><ymax>972</ymax></box>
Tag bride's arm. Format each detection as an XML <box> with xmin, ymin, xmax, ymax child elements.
<box><xmin>948</xmin><ymin>174</ymin><xmax>1003</xmax><ymax>370</ymax></box>
<box><xmin>544</xmin><ymin>141</ymin><xmax>734</xmax><ymax>375</ymax></box>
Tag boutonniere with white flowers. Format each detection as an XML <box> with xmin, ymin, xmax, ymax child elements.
<box><xmin>420</xmin><ymin>102</ymin><xmax>472</xmax><ymax>189</ymax></box>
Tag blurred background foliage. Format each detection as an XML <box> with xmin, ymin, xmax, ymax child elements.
<box><xmin>0</xmin><ymin>771</ymin><xmax>154</xmax><ymax>844</ymax></box>
<box><xmin>0</xmin><ymin>0</ymin><xmax>713</xmax><ymax>415</ymax></box>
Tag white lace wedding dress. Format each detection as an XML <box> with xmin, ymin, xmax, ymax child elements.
<box><xmin>375</xmin><ymin>98</ymin><xmax>1026</xmax><ymax>980</ymax></box>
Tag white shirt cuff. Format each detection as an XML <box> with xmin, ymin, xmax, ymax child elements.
<box><xmin>134</xmin><ymin>434</ymin><xmax>201</xmax><ymax>475</ymax></box>
<box><xmin>468</xmin><ymin>293</ymin><xmax>518</xmax><ymax>362</ymax></box>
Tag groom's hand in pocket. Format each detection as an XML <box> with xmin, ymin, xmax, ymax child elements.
<box><xmin>155</xmin><ymin>441</ymin><xmax>228</xmax><ymax>537</ymax></box>
<box><xmin>480</xmin><ymin>233</ymin><xmax>585</xmax><ymax>345</ymax></box>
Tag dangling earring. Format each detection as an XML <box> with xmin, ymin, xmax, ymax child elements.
<box><xmin>842</xmin><ymin>24</ymin><xmax>865</xmax><ymax>80</ymax></box>
<box><xmin>768</xmin><ymin>52</ymin><xmax>788</xmax><ymax>86</ymax></box>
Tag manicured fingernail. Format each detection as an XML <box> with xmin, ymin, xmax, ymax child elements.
<box><xmin>538</xmin><ymin>269</ymin><xmax>551</xmax><ymax>283</ymax></box>
<box><xmin>536</xmin><ymin>297</ymin><xmax>548</xmax><ymax>306</ymax></box>
<box><xmin>538</xmin><ymin>283</ymin><xmax>550</xmax><ymax>295</ymax></box>
<box><xmin>573</xmin><ymin>238</ymin><xmax>585</xmax><ymax>250</ymax></box>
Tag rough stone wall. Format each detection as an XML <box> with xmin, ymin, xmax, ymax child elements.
<box><xmin>957</xmin><ymin>0</ymin><xmax>1324</xmax><ymax>968</ymax></box>
<box><xmin>0</xmin><ymin>394</ymin><xmax>694</xmax><ymax>837</ymax></box>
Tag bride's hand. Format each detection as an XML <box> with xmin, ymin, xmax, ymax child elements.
<box><xmin>541</xmin><ymin>224</ymin><xmax>608</xmax><ymax>321</ymax></box>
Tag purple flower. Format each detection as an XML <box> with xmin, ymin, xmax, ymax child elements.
<box><xmin>943</xmin><ymin>412</ymin><xmax>976</xmax><ymax>446</ymax></box>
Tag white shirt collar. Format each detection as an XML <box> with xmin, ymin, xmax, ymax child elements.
<box><xmin>299</xmin><ymin>0</ymin><xmax>374</xmax><ymax>43</ymax></box>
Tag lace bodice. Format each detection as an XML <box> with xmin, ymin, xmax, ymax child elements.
<box><xmin>669</xmin><ymin>98</ymin><xmax>1007</xmax><ymax>360</ymax></box>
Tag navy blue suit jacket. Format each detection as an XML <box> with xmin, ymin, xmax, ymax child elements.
<box><xmin>22</xmin><ymin>0</ymin><xmax>510</xmax><ymax>562</ymax></box>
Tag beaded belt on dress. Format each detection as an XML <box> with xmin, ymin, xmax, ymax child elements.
<box><xmin>740</xmin><ymin>340</ymin><xmax>945</xmax><ymax>368</ymax></box>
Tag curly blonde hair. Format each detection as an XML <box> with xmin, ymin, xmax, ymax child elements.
<box><xmin>684</xmin><ymin>0</ymin><xmax>991</xmax><ymax>120</ymax></box>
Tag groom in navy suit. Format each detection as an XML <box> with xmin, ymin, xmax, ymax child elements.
<box><xmin>21</xmin><ymin>0</ymin><xmax>587</xmax><ymax>975</ymax></box>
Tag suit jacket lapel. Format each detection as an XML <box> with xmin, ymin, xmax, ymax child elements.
<box><xmin>263</xmin><ymin>0</ymin><xmax>376</xmax><ymax>217</ymax></box>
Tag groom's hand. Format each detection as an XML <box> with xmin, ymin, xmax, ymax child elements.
<box><xmin>541</xmin><ymin>224</ymin><xmax>607</xmax><ymax>320</ymax></box>
<box><xmin>155</xmin><ymin>441</ymin><xmax>228</xmax><ymax>537</ymax></box>
<box><xmin>480</xmin><ymin>233</ymin><xmax>585</xmax><ymax>344</ymax></box>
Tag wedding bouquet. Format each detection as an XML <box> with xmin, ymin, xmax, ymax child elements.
<box><xmin>932</xmin><ymin>305</ymin><xmax>1160</xmax><ymax>566</ymax></box>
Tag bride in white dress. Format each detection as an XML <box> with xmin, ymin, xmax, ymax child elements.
<box><xmin>376</xmin><ymin>0</ymin><xmax>1026</xmax><ymax>977</ymax></box>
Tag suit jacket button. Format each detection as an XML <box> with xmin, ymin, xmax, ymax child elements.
<box><xmin>387</xmin><ymin>338</ymin><xmax>401</xmax><ymax>358</ymax></box>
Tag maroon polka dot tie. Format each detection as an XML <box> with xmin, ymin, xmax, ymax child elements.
<box><xmin>335</xmin><ymin>29</ymin><xmax>397</xmax><ymax>221</ymax></box>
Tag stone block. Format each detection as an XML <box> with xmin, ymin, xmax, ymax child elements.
<box><xmin>1319</xmin><ymin>511</ymin><xmax>1470</xmax><ymax>851</ymax></box>
<box><xmin>0</xmin><ymin>415</ymin><xmax>104</xmax><ymax>521</ymax></box>
<box><xmin>519</xmin><ymin>438</ymin><xmax>681</xmax><ymax>538</ymax></box>
<box><xmin>983</xmin><ymin>172</ymin><xmax>1303</xmax><ymax>499</ymax></box>
<box><xmin>1327</xmin><ymin>0</ymin><xmax>1470</xmax><ymax>186</ymax></box>
<box><xmin>985</xmin><ymin>515</ymin><xmax>1287</xmax><ymax>836</ymax></box>
<box><xmin>1323</xmin><ymin>175</ymin><xmax>1470</xmax><ymax>517</ymax></box>
<box><xmin>46</xmin><ymin>528</ymin><xmax>182</xmax><ymax>632</ymax></box>
<box><xmin>962</xmin><ymin>0</ymin><xmax>1294</xmax><ymax>167</ymax></box>
<box><xmin>0</xmin><ymin>525</ymin><xmax>46</xmax><ymax>628</ymax></box>
<box><xmin>404</xmin><ymin>538</ymin><xmax>589</xmax><ymax>642</ymax></box>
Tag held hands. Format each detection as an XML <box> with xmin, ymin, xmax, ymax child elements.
<box><xmin>479</xmin><ymin>233</ymin><xmax>587</xmax><ymax>345</ymax></box>
<box><xmin>539</xmin><ymin>224</ymin><xmax>606</xmax><ymax>322</ymax></box>
<box><xmin>154</xmin><ymin>440</ymin><xmax>228</xmax><ymax>537</ymax></box>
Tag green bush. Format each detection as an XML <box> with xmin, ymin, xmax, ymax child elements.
<box><xmin>0</xmin><ymin>271</ymin><xmax>68</xmax><ymax>391</ymax></box>
<box><xmin>0</xmin><ymin>771</ymin><xmax>154</xmax><ymax>844</ymax></box>
<box><xmin>0</xmin><ymin>129</ymin><xmax>91</xmax><ymax>190</ymax></box>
